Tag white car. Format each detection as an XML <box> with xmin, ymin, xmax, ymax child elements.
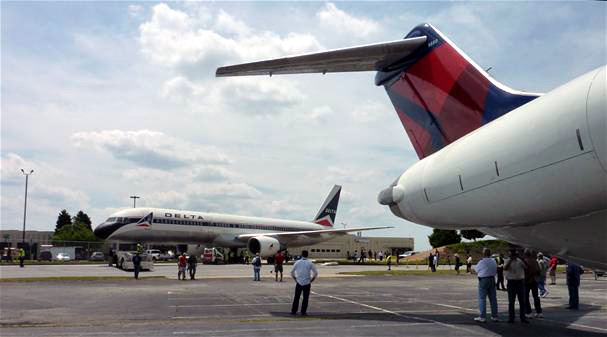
<box><xmin>145</xmin><ymin>249</ymin><xmax>161</xmax><ymax>261</ymax></box>
<box><xmin>399</xmin><ymin>251</ymin><xmax>416</xmax><ymax>258</ymax></box>
<box><xmin>56</xmin><ymin>253</ymin><xmax>71</xmax><ymax>261</ymax></box>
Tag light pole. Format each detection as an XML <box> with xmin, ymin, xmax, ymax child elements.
<box><xmin>130</xmin><ymin>195</ymin><xmax>140</xmax><ymax>208</ymax></box>
<box><xmin>341</xmin><ymin>222</ymin><xmax>347</xmax><ymax>229</ymax></box>
<box><xmin>20</xmin><ymin>169</ymin><xmax>34</xmax><ymax>246</ymax></box>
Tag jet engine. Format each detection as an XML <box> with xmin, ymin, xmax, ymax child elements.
<box><xmin>247</xmin><ymin>236</ymin><xmax>280</xmax><ymax>258</ymax></box>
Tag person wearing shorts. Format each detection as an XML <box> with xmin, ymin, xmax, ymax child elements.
<box><xmin>274</xmin><ymin>252</ymin><xmax>284</xmax><ymax>282</ymax></box>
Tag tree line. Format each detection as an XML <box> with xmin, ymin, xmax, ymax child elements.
<box><xmin>428</xmin><ymin>229</ymin><xmax>485</xmax><ymax>248</ymax></box>
<box><xmin>52</xmin><ymin>210</ymin><xmax>98</xmax><ymax>242</ymax></box>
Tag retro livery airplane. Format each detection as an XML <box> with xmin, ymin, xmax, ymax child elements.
<box><xmin>94</xmin><ymin>185</ymin><xmax>390</xmax><ymax>257</ymax></box>
<box><xmin>216</xmin><ymin>23</ymin><xmax>607</xmax><ymax>269</ymax></box>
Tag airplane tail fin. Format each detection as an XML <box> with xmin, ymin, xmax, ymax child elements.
<box><xmin>216</xmin><ymin>23</ymin><xmax>541</xmax><ymax>159</ymax></box>
<box><xmin>313</xmin><ymin>185</ymin><xmax>341</xmax><ymax>227</ymax></box>
<box><xmin>380</xmin><ymin>24</ymin><xmax>540</xmax><ymax>158</ymax></box>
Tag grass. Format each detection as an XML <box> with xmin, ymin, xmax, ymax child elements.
<box><xmin>1</xmin><ymin>260</ymin><xmax>108</xmax><ymax>265</ymax></box>
<box><xmin>338</xmin><ymin>269</ymin><xmax>460</xmax><ymax>277</ymax></box>
<box><xmin>0</xmin><ymin>276</ymin><xmax>167</xmax><ymax>282</ymax></box>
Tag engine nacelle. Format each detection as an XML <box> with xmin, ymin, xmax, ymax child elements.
<box><xmin>247</xmin><ymin>236</ymin><xmax>280</xmax><ymax>258</ymax></box>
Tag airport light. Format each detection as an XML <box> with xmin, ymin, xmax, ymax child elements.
<box><xmin>20</xmin><ymin>169</ymin><xmax>34</xmax><ymax>245</ymax></box>
<box><xmin>341</xmin><ymin>222</ymin><xmax>347</xmax><ymax>229</ymax></box>
<box><xmin>130</xmin><ymin>195</ymin><xmax>140</xmax><ymax>208</ymax></box>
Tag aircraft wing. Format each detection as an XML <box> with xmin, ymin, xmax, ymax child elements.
<box><xmin>216</xmin><ymin>36</ymin><xmax>427</xmax><ymax>77</ymax></box>
<box><xmin>236</xmin><ymin>226</ymin><xmax>392</xmax><ymax>241</ymax></box>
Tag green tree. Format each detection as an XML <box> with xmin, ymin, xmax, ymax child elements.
<box><xmin>52</xmin><ymin>221</ymin><xmax>98</xmax><ymax>243</ymax></box>
<box><xmin>460</xmin><ymin>229</ymin><xmax>486</xmax><ymax>241</ymax></box>
<box><xmin>428</xmin><ymin>229</ymin><xmax>461</xmax><ymax>248</ymax></box>
<box><xmin>73</xmin><ymin>211</ymin><xmax>92</xmax><ymax>231</ymax></box>
<box><xmin>55</xmin><ymin>209</ymin><xmax>72</xmax><ymax>232</ymax></box>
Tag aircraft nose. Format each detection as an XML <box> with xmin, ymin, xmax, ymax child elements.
<box><xmin>93</xmin><ymin>223</ymin><xmax>113</xmax><ymax>240</ymax></box>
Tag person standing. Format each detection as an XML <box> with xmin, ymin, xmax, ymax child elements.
<box><xmin>290</xmin><ymin>250</ymin><xmax>318</xmax><ymax>316</ymax></box>
<box><xmin>433</xmin><ymin>253</ymin><xmax>439</xmax><ymax>272</ymax></box>
<box><xmin>252</xmin><ymin>253</ymin><xmax>262</xmax><ymax>281</ymax></box>
<box><xmin>387</xmin><ymin>253</ymin><xmax>392</xmax><ymax>271</ymax></box>
<box><xmin>132</xmin><ymin>252</ymin><xmax>142</xmax><ymax>280</ymax></box>
<box><xmin>473</xmin><ymin>248</ymin><xmax>499</xmax><ymax>323</ymax></box>
<box><xmin>504</xmin><ymin>249</ymin><xmax>529</xmax><ymax>323</ymax></box>
<box><xmin>466</xmin><ymin>255</ymin><xmax>473</xmax><ymax>274</ymax></box>
<box><xmin>523</xmin><ymin>248</ymin><xmax>543</xmax><ymax>318</ymax></box>
<box><xmin>537</xmin><ymin>253</ymin><xmax>549</xmax><ymax>297</ymax></box>
<box><xmin>566</xmin><ymin>262</ymin><xmax>584</xmax><ymax>309</ymax></box>
<box><xmin>455</xmin><ymin>254</ymin><xmax>461</xmax><ymax>275</ymax></box>
<box><xmin>177</xmin><ymin>253</ymin><xmax>187</xmax><ymax>281</ymax></box>
<box><xmin>428</xmin><ymin>253</ymin><xmax>435</xmax><ymax>272</ymax></box>
<box><xmin>378</xmin><ymin>250</ymin><xmax>384</xmax><ymax>261</ymax></box>
<box><xmin>548</xmin><ymin>256</ymin><xmax>558</xmax><ymax>285</ymax></box>
<box><xmin>108</xmin><ymin>249</ymin><xmax>114</xmax><ymax>267</ymax></box>
<box><xmin>274</xmin><ymin>251</ymin><xmax>284</xmax><ymax>282</ymax></box>
<box><xmin>495</xmin><ymin>253</ymin><xmax>506</xmax><ymax>291</ymax></box>
<box><xmin>188</xmin><ymin>254</ymin><xmax>197</xmax><ymax>280</ymax></box>
<box><xmin>18</xmin><ymin>248</ymin><xmax>25</xmax><ymax>268</ymax></box>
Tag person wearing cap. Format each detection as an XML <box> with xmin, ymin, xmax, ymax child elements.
<box><xmin>523</xmin><ymin>248</ymin><xmax>543</xmax><ymax>318</ymax></box>
<box><xmin>473</xmin><ymin>248</ymin><xmax>499</xmax><ymax>323</ymax></box>
<box><xmin>537</xmin><ymin>252</ymin><xmax>549</xmax><ymax>297</ymax></box>
<box><xmin>504</xmin><ymin>249</ymin><xmax>529</xmax><ymax>323</ymax></box>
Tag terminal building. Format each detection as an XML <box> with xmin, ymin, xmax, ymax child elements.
<box><xmin>287</xmin><ymin>234</ymin><xmax>414</xmax><ymax>259</ymax></box>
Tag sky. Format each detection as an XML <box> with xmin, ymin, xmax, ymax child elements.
<box><xmin>1</xmin><ymin>1</ymin><xmax>605</xmax><ymax>251</ymax></box>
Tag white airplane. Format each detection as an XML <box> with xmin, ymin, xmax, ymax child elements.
<box><xmin>94</xmin><ymin>185</ymin><xmax>390</xmax><ymax>257</ymax></box>
<box><xmin>216</xmin><ymin>23</ymin><xmax>607</xmax><ymax>269</ymax></box>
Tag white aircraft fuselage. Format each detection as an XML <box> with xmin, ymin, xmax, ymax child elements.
<box><xmin>96</xmin><ymin>207</ymin><xmax>335</xmax><ymax>247</ymax></box>
<box><xmin>382</xmin><ymin>66</ymin><xmax>606</xmax><ymax>269</ymax></box>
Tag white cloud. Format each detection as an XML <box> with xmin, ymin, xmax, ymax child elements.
<box><xmin>138</xmin><ymin>3</ymin><xmax>320</xmax><ymax>115</ymax></box>
<box><xmin>316</xmin><ymin>3</ymin><xmax>380</xmax><ymax>37</ymax></box>
<box><xmin>71</xmin><ymin>130</ymin><xmax>230</xmax><ymax>169</ymax></box>
<box><xmin>307</xmin><ymin>106</ymin><xmax>333</xmax><ymax>121</ymax></box>
<box><xmin>128</xmin><ymin>4</ymin><xmax>144</xmax><ymax>18</ymax></box>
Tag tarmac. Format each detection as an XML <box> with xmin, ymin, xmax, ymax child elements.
<box><xmin>1</xmin><ymin>264</ymin><xmax>606</xmax><ymax>336</ymax></box>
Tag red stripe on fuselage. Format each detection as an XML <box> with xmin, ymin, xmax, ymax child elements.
<box><xmin>314</xmin><ymin>219</ymin><xmax>333</xmax><ymax>227</ymax></box>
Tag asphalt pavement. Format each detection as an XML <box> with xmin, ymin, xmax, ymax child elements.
<box><xmin>1</xmin><ymin>265</ymin><xmax>606</xmax><ymax>336</ymax></box>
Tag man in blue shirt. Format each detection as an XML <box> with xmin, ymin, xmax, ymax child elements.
<box><xmin>473</xmin><ymin>248</ymin><xmax>498</xmax><ymax>322</ymax></box>
<box><xmin>566</xmin><ymin>262</ymin><xmax>584</xmax><ymax>309</ymax></box>
<box><xmin>290</xmin><ymin>250</ymin><xmax>318</xmax><ymax>316</ymax></box>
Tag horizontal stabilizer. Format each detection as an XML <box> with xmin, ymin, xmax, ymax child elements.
<box><xmin>216</xmin><ymin>36</ymin><xmax>427</xmax><ymax>77</ymax></box>
<box><xmin>237</xmin><ymin>226</ymin><xmax>392</xmax><ymax>241</ymax></box>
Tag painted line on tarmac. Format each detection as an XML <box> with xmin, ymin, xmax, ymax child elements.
<box><xmin>431</xmin><ymin>302</ymin><xmax>607</xmax><ymax>333</ymax></box>
<box><xmin>172</xmin><ymin>323</ymin><xmax>425</xmax><ymax>335</ymax></box>
<box><xmin>311</xmin><ymin>291</ymin><xmax>482</xmax><ymax>336</ymax></box>
<box><xmin>542</xmin><ymin>318</ymin><xmax>607</xmax><ymax>333</ymax></box>
<box><xmin>168</xmin><ymin>299</ymin><xmax>414</xmax><ymax>308</ymax></box>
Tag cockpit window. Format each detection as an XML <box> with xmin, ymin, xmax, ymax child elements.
<box><xmin>107</xmin><ymin>217</ymin><xmax>116</xmax><ymax>222</ymax></box>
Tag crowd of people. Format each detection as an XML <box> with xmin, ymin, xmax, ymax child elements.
<box><xmin>472</xmin><ymin>247</ymin><xmax>584</xmax><ymax>324</ymax></box>
<box><xmin>124</xmin><ymin>245</ymin><xmax>587</xmax><ymax>321</ymax></box>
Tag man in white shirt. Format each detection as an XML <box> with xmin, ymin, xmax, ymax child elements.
<box><xmin>290</xmin><ymin>250</ymin><xmax>318</xmax><ymax>316</ymax></box>
<box><xmin>473</xmin><ymin>248</ymin><xmax>499</xmax><ymax>323</ymax></box>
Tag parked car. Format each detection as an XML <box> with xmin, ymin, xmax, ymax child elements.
<box><xmin>145</xmin><ymin>249</ymin><xmax>161</xmax><ymax>261</ymax></box>
<box><xmin>39</xmin><ymin>251</ymin><xmax>52</xmax><ymax>261</ymax></box>
<box><xmin>89</xmin><ymin>252</ymin><xmax>105</xmax><ymax>261</ymax></box>
<box><xmin>399</xmin><ymin>251</ymin><xmax>416</xmax><ymax>258</ymax></box>
<box><xmin>56</xmin><ymin>253</ymin><xmax>71</xmax><ymax>261</ymax></box>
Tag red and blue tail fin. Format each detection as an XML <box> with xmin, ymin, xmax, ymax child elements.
<box><xmin>378</xmin><ymin>23</ymin><xmax>541</xmax><ymax>158</ymax></box>
<box><xmin>313</xmin><ymin>185</ymin><xmax>341</xmax><ymax>227</ymax></box>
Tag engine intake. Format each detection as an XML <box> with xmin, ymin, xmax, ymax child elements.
<box><xmin>247</xmin><ymin>236</ymin><xmax>280</xmax><ymax>258</ymax></box>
